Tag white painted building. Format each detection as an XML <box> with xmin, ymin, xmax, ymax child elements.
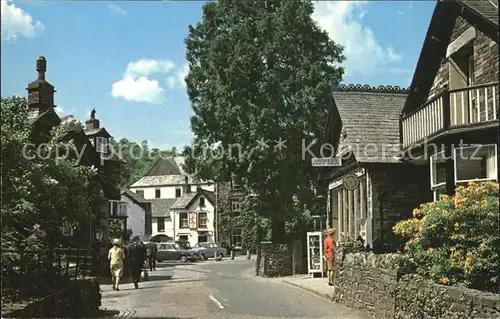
<box><xmin>120</xmin><ymin>189</ymin><xmax>152</xmax><ymax>240</ymax></box>
<box><xmin>129</xmin><ymin>157</ymin><xmax>216</xmax><ymax>245</ymax></box>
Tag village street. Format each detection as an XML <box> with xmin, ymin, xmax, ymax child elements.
<box><xmin>100</xmin><ymin>258</ymin><xmax>365</xmax><ymax>319</ymax></box>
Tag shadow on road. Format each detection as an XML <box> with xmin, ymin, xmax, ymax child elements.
<box><xmin>147</xmin><ymin>274</ymin><xmax>173</xmax><ymax>281</ymax></box>
<box><xmin>155</xmin><ymin>262</ymin><xmax>197</xmax><ymax>268</ymax></box>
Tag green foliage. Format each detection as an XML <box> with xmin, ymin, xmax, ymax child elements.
<box><xmin>1</xmin><ymin>97</ymin><xmax>98</xmax><ymax>301</ymax></box>
<box><xmin>183</xmin><ymin>0</ymin><xmax>344</xmax><ymax>242</ymax></box>
<box><xmin>110</xmin><ymin>138</ymin><xmax>178</xmax><ymax>187</ymax></box>
<box><xmin>393</xmin><ymin>182</ymin><xmax>500</xmax><ymax>293</ymax></box>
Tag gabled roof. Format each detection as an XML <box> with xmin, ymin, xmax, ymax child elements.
<box><xmin>171</xmin><ymin>188</ymin><xmax>215</xmax><ymax>210</ymax></box>
<box><xmin>403</xmin><ymin>0</ymin><xmax>499</xmax><ymax>113</ymax></box>
<box><xmin>146</xmin><ymin>157</ymin><xmax>182</xmax><ymax>176</ymax></box>
<box><xmin>122</xmin><ymin>189</ymin><xmax>152</xmax><ymax>207</ymax></box>
<box><xmin>29</xmin><ymin>107</ymin><xmax>61</xmax><ymax>125</ymax></box>
<box><xmin>85</xmin><ymin>127</ymin><xmax>111</xmax><ymax>138</ymax></box>
<box><xmin>331</xmin><ymin>84</ymin><xmax>408</xmax><ymax>164</ymax></box>
<box><xmin>151</xmin><ymin>198</ymin><xmax>177</xmax><ymax>217</ymax></box>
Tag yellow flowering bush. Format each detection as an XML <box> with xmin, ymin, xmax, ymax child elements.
<box><xmin>393</xmin><ymin>182</ymin><xmax>499</xmax><ymax>293</ymax></box>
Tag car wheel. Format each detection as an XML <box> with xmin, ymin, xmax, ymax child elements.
<box><xmin>180</xmin><ymin>255</ymin><xmax>188</xmax><ymax>263</ymax></box>
<box><xmin>216</xmin><ymin>253</ymin><xmax>223</xmax><ymax>260</ymax></box>
<box><xmin>200</xmin><ymin>253</ymin><xmax>206</xmax><ymax>261</ymax></box>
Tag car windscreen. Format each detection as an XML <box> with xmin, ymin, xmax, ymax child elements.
<box><xmin>173</xmin><ymin>243</ymin><xmax>181</xmax><ymax>249</ymax></box>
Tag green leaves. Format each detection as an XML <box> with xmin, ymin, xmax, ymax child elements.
<box><xmin>184</xmin><ymin>0</ymin><xmax>344</xmax><ymax>238</ymax></box>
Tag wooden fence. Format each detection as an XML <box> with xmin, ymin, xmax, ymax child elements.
<box><xmin>2</xmin><ymin>246</ymin><xmax>96</xmax><ymax>302</ymax></box>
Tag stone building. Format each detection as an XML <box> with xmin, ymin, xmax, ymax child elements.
<box><xmin>318</xmin><ymin>85</ymin><xmax>431</xmax><ymax>252</ymax></box>
<box><xmin>400</xmin><ymin>0</ymin><xmax>499</xmax><ymax>200</ymax></box>
<box><xmin>26</xmin><ymin>56</ymin><xmax>125</xmax><ymax>274</ymax></box>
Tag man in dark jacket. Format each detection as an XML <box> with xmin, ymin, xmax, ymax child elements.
<box><xmin>145</xmin><ymin>241</ymin><xmax>158</xmax><ymax>271</ymax></box>
<box><xmin>127</xmin><ymin>236</ymin><xmax>146</xmax><ymax>289</ymax></box>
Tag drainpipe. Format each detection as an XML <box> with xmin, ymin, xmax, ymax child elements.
<box><xmin>215</xmin><ymin>181</ymin><xmax>218</xmax><ymax>242</ymax></box>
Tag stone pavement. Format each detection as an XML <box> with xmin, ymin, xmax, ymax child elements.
<box><xmin>280</xmin><ymin>275</ymin><xmax>335</xmax><ymax>301</ymax></box>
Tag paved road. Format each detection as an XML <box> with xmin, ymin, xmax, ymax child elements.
<box><xmin>100</xmin><ymin>258</ymin><xmax>365</xmax><ymax>319</ymax></box>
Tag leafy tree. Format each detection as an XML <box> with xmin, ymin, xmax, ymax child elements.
<box><xmin>109</xmin><ymin>138</ymin><xmax>178</xmax><ymax>187</ymax></box>
<box><xmin>183</xmin><ymin>0</ymin><xmax>344</xmax><ymax>242</ymax></box>
<box><xmin>393</xmin><ymin>182</ymin><xmax>499</xmax><ymax>293</ymax></box>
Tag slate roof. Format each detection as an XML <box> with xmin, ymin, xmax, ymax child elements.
<box><xmin>146</xmin><ymin>158</ymin><xmax>182</xmax><ymax>176</ymax></box>
<box><xmin>151</xmin><ymin>198</ymin><xmax>177</xmax><ymax>217</ymax></box>
<box><xmin>461</xmin><ymin>0</ymin><xmax>499</xmax><ymax>26</ymax></box>
<box><xmin>332</xmin><ymin>85</ymin><xmax>408</xmax><ymax>163</ymax></box>
<box><xmin>171</xmin><ymin>188</ymin><xmax>216</xmax><ymax>210</ymax></box>
<box><xmin>122</xmin><ymin>189</ymin><xmax>151</xmax><ymax>207</ymax></box>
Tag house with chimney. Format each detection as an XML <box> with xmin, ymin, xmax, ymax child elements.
<box><xmin>400</xmin><ymin>0</ymin><xmax>498</xmax><ymax>200</ymax></box>
<box><xmin>120</xmin><ymin>189</ymin><xmax>152</xmax><ymax>240</ymax></box>
<box><xmin>129</xmin><ymin>157</ymin><xmax>216</xmax><ymax>245</ymax></box>
<box><xmin>25</xmin><ymin>56</ymin><xmax>126</xmax><ymax>274</ymax></box>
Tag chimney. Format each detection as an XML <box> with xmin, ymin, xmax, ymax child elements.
<box><xmin>85</xmin><ymin>108</ymin><xmax>100</xmax><ymax>131</ymax></box>
<box><xmin>182</xmin><ymin>175</ymin><xmax>191</xmax><ymax>194</ymax></box>
<box><xmin>26</xmin><ymin>56</ymin><xmax>56</xmax><ymax>117</ymax></box>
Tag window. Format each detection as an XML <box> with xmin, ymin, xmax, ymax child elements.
<box><xmin>454</xmin><ymin>144</ymin><xmax>497</xmax><ymax>183</ymax></box>
<box><xmin>232</xmin><ymin>227</ymin><xmax>242</xmax><ymax>248</ymax></box>
<box><xmin>198</xmin><ymin>212</ymin><xmax>208</xmax><ymax>228</ymax></box>
<box><xmin>231</xmin><ymin>199</ymin><xmax>240</xmax><ymax>212</ymax></box>
<box><xmin>175</xmin><ymin>188</ymin><xmax>181</xmax><ymax>198</ymax></box>
<box><xmin>95</xmin><ymin>136</ymin><xmax>108</xmax><ymax>154</ymax></box>
<box><xmin>179</xmin><ymin>213</ymin><xmax>188</xmax><ymax>228</ymax></box>
<box><xmin>109</xmin><ymin>201</ymin><xmax>127</xmax><ymax>216</ymax></box>
<box><xmin>135</xmin><ymin>190</ymin><xmax>144</xmax><ymax>197</ymax></box>
<box><xmin>155</xmin><ymin>189</ymin><xmax>161</xmax><ymax>198</ymax></box>
<box><xmin>61</xmin><ymin>221</ymin><xmax>74</xmax><ymax>236</ymax></box>
<box><xmin>157</xmin><ymin>217</ymin><xmax>165</xmax><ymax>232</ymax></box>
<box><xmin>199</xmin><ymin>197</ymin><xmax>205</xmax><ymax>207</ymax></box>
<box><xmin>430</xmin><ymin>151</ymin><xmax>447</xmax><ymax>188</ymax></box>
<box><xmin>232</xmin><ymin>179</ymin><xmax>241</xmax><ymax>191</ymax></box>
<box><xmin>198</xmin><ymin>235</ymin><xmax>207</xmax><ymax>243</ymax></box>
<box><xmin>179</xmin><ymin>235</ymin><xmax>188</xmax><ymax>241</ymax></box>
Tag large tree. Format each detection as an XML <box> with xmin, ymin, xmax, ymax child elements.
<box><xmin>183</xmin><ymin>0</ymin><xmax>344</xmax><ymax>242</ymax></box>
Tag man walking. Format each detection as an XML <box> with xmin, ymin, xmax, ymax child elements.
<box><xmin>127</xmin><ymin>236</ymin><xmax>146</xmax><ymax>289</ymax></box>
<box><xmin>145</xmin><ymin>240</ymin><xmax>157</xmax><ymax>271</ymax></box>
<box><xmin>108</xmin><ymin>238</ymin><xmax>125</xmax><ymax>291</ymax></box>
<box><xmin>323</xmin><ymin>228</ymin><xmax>336</xmax><ymax>286</ymax></box>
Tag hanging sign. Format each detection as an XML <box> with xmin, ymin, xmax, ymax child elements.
<box><xmin>189</xmin><ymin>212</ymin><xmax>197</xmax><ymax>229</ymax></box>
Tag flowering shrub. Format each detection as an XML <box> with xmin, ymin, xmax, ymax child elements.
<box><xmin>393</xmin><ymin>182</ymin><xmax>499</xmax><ymax>293</ymax></box>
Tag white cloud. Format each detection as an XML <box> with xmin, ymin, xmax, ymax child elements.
<box><xmin>166</xmin><ymin>64</ymin><xmax>188</xmax><ymax>89</ymax></box>
<box><xmin>1</xmin><ymin>0</ymin><xmax>44</xmax><ymax>41</ymax></box>
<box><xmin>108</xmin><ymin>3</ymin><xmax>127</xmax><ymax>15</ymax></box>
<box><xmin>312</xmin><ymin>1</ymin><xmax>402</xmax><ymax>76</ymax></box>
<box><xmin>111</xmin><ymin>59</ymin><xmax>177</xmax><ymax>104</ymax></box>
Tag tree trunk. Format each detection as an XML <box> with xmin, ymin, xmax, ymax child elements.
<box><xmin>271</xmin><ymin>217</ymin><xmax>285</xmax><ymax>244</ymax></box>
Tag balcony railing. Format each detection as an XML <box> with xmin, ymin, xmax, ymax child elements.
<box><xmin>401</xmin><ymin>82</ymin><xmax>498</xmax><ymax>148</ymax></box>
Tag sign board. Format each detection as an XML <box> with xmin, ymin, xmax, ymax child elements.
<box><xmin>189</xmin><ymin>212</ymin><xmax>197</xmax><ymax>229</ymax></box>
<box><xmin>311</xmin><ymin>157</ymin><xmax>341</xmax><ymax>167</ymax></box>
<box><xmin>343</xmin><ymin>173</ymin><xmax>360</xmax><ymax>190</ymax></box>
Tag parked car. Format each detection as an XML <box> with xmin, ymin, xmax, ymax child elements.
<box><xmin>156</xmin><ymin>242</ymin><xmax>198</xmax><ymax>262</ymax></box>
<box><xmin>191</xmin><ymin>242</ymin><xmax>227</xmax><ymax>261</ymax></box>
<box><xmin>149</xmin><ymin>234</ymin><xmax>172</xmax><ymax>243</ymax></box>
<box><xmin>176</xmin><ymin>240</ymin><xmax>191</xmax><ymax>250</ymax></box>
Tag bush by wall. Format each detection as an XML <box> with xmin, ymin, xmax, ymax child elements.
<box><xmin>393</xmin><ymin>181</ymin><xmax>499</xmax><ymax>293</ymax></box>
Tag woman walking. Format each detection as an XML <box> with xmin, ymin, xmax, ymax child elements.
<box><xmin>108</xmin><ymin>238</ymin><xmax>125</xmax><ymax>291</ymax></box>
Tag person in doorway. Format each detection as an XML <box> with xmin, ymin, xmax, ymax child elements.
<box><xmin>127</xmin><ymin>236</ymin><xmax>146</xmax><ymax>289</ymax></box>
<box><xmin>108</xmin><ymin>238</ymin><xmax>125</xmax><ymax>291</ymax></box>
<box><xmin>145</xmin><ymin>240</ymin><xmax>157</xmax><ymax>271</ymax></box>
<box><xmin>323</xmin><ymin>228</ymin><xmax>337</xmax><ymax>286</ymax></box>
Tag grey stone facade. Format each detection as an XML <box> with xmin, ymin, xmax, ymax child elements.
<box><xmin>255</xmin><ymin>242</ymin><xmax>293</xmax><ymax>277</ymax></box>
<box><xmin>333</xmin><ymin>252</ymin><xmax>500</xmax><ymax>319</ymax></box>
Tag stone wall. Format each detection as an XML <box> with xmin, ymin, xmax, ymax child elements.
<box><xmin>255</xmin><ymin>241</ymin><xmax>293</xmax><ymax>277</ymax></box>
<box><xmin>2</xmin><ymin>278</ymin><xmax>101</xmax><ymax>318</ymax></box>
<box><xmin>369</xmin><ymin>164</ymin><xmax>431</xmax><ymax>251</ymax></box>
<box><xmin>334</xmin><ymin>252</ymin><xmax>500</xmax><ymax>319</ymax></box>
<box><xmin>428</xmin><ymin>16</ymin><xmax>499</xmax><ymax>103</ymax></box>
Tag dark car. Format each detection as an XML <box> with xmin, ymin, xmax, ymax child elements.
<box><xmin>149</xmin><ymin>234</ymin><xmax>172</xmax><ymax>243</ymax></box>
<box><xmin>156</xmin><ymin>242</ymin><xmax>198</xmax><ymax>262</ymax></box>
<box><xmin>176</xmin><ymin>240</ymin><xmax>191</xmax><ymax>250</ymax></box>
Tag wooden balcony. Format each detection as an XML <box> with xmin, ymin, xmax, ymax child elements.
<box><xmin>401</xmin><ymin>82</ymin><xmax>499</xmax><ymax>148</ymax></box>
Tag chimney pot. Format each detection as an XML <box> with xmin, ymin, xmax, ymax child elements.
<box><xmin>36</xmin><ymin>56</ymin><xmax>47</xmax><ymax>80</ymax></box>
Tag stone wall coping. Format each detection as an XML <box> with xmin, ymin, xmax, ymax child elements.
<box><xmin>341</xmin><ymin>252</ymin><xmax>408</xmax><ymax>273</ymax></box>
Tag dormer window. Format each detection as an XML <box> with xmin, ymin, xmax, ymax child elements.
<box><xmin>95</xmin><ymin>136</ymin><xmax>108</xmax><ymax>154</ymax></box>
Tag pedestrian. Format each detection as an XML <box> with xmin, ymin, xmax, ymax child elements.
<box><xmin>127</xmin><ymin>236</ymin><xmax>146</xmax><ymax>289</ymax></box>
<box><xmin>145</xmin><ymin>240</ymin><xmax>157</xmax><ymax>271</ymax></box>
<box><xmin>108</xmin><ymin>238</ymin><xmax>125</xmax><ymax>291</ymax></box>
<box><xmin>323</xmin><ymin>228</ymin><xmax>337</xmax><ymax>287</ymax></box>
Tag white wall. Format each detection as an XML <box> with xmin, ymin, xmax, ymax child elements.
<box><xmin>172</xmin><ymin>195</ymin><xmax>215</xmax><ymax>247</ymax></box>
<box><xmin>121</xmin><ymin>195</ymin><xmax>145</xmax><ymax>240</ymax></box>
<box><xmin>131</xmin><ymin>183</ymin><xmax>214</xmax><ymax>200</ymax></box>
<box><xmin>151</xmin><ymin>217</ymin><xmax>175</xmax><ymax>238</ymax></box>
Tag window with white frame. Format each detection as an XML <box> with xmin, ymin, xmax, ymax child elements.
<box><xmin>430</xmin><ymin>150</ymin><xmax>448</xmax><ymax>188</ymax></box>
<box><xmin>232</xmin><ymin>227</ymin><xmax>242</xmax><ymax>247</ymax></box>
<box><xmin>110</xmin><ymin>200</ymin><xmax>127</xmax><ymax>216</ymax></box>
<box><xmin>454</xmin><ymin>144</ymin><xmax>497</xmax><ymax>183</ymax></box>
<box><xmin>95</xmin><ymin>136</ymin><xmax>108</xmax><ymax>154</ymax></box>
<box><xmin>179</xmin><ymin>212</ymin><xmax>188</xmax><ymax>228</ymax></box>
<box><xmin>198</xmin><ymin>212</ymin><xmax>208</xmax><ymax>228</ymax></box>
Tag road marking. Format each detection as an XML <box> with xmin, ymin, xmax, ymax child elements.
<box><xmin>209</xmin><ymin>295</ymin><xmax>225</xmax><ymax>309</ymax></box>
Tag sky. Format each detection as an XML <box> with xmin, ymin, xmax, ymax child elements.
<box><xmin>1</xmin><ymin>0</ymin><xmax>436</xmax><ymax>151</ymax></box>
